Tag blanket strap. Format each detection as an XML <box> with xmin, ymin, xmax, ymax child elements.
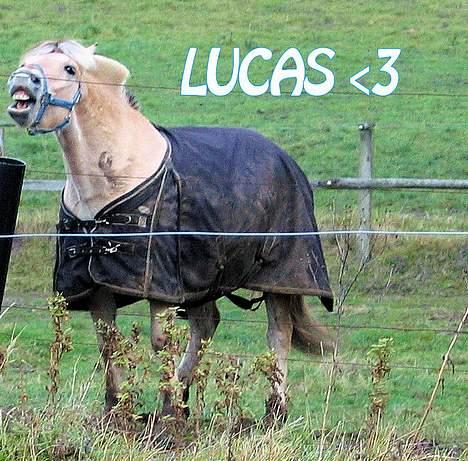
<box><xmin>65</xmin><ymin>241</ymin><xmax>135</xmax><ymax>259</ymax></box>
<box><xmin>61</xmin><ymin>213</ymin><xmax>148</xmax><ymax>231</ymax></box>
<box><xmin>225</xmin><ymin>293</ymin><xmax>265</xmax><ymax>311</ymax></box>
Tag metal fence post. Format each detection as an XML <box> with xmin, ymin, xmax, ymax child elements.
<box><xmin>0</xmin><ymin>157</ymin><xmax>26</xmax><ymax>308</ymax></box>
<box><xmin>358</xmin><ymin>122</ymin><xmax>374</xmax><ymax>262</ymax></box>
<box><xmin>0</xmin><ymin>128</ymin><xmax>4</xmax><ymax>156</ymax></box>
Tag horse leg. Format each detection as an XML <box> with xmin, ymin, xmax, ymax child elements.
<box><xmin>149</xmin><ymin>301</ymin><xmax>169</xmax><ymax>352</ymax></box>
<box><xmin>264</xmin><ymin>293</ymin><xmax>294</xmax><ymax>424</ymax></box>
<box><xmin>161</xmin><ymin>300</ymin><xmax>220</xmax><ymax>417</ymax></box>
<box><xmin>89</xmin><ymin>287</ymin><xmax>122</xmax><ymax>413</ymax></box>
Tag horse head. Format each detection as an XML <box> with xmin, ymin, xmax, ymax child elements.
<box><xmin>7</xmin><ymin>40</ymin><xmax>130</xmax><ymax>135</ymax></box>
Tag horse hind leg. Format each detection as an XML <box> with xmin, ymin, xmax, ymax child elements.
<box><xmin>264</xmin><ymin>293</ymin><xmax>294</xmax><ymax>424</ymax></box>
<box><xmin>264</xmin><ymin>293</ymin><xmax>333</xmax><ymax>424</ymax></box>
<box><xmin>89</xmin><ymin>287</ymin><xmax>122</xmax><ymax>414</ymax></box>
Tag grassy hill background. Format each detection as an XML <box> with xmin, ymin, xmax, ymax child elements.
<box><xmin>0</xmin><ymin>0</ymin><xmax>466</xmax><ymax>213</ymax></box>
<box><xmin>0</xmin><ymin>1</ymin><xmax>466</xmax><ymax>459</ymax></box>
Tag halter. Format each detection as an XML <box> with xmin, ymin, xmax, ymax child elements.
<box><xmin>10</xmin><ymin>64</ymin><xmax>82</xmax><ymax>136</ymax></box>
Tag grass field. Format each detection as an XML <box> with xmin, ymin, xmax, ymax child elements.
<box><xmin>0</xmin><ymin>0</ymin><xmax>467</xmax><ymax>459</ymax></box>
<box><xmin>0</xmin><ymin>0</ymin><xmax>467</xmax><ymax>212</ymax></box>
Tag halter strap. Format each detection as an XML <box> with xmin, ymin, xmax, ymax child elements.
<box><xmin>26</xmin><ymin>64</ymin><xmax>81</xmax><ymax>136</ymax></box>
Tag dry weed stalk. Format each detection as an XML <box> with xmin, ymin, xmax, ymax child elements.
<box><xmin>0</xmin><ymin>332</ymin><xmax>19</xmax><ymax>375</ymax></box>
<box><xmin>156</xmin><ymin>308</ymin><xmax>188</xmax><ymax>441</ymax></box>
<box><xmin>192</xmin><ymin>338</ymin><xmax>214</xmax><ymax>434</ymax></box>
<box><xmin>47</xmin><ymin>294</ymin><xmax>73</xmax><ymax>406</ymax></box>
<box><xmin>250</xmin><ymin>351</ymin><xmax>284</xmax><ymax>426</ymax></box>
<box><xmin>98</xmin><ymin>321</ymin><xmax>147</xmax><ymax>430</ymax></box>
<box><xmin>213</xmin><ymin>355</ymin><xmax>244</xmax><ymax>418</ymax></box>
<box><xmin>412</xmin><ymin>306</ymin><xmax>468</xmax><ymax>445</ymax></box>
<box><xmin>0</xmin><ymin>349</ymin><xmax>4</xmax><ymax>374</ymax></box>
<box><xmin>332</xmin><ymin>204</ymin><xmax>388</xmax><ymax>309</ymax></box>
<box><xmin>319</xmin><ymin>204</ymin><xmax>388</xmax><ymax>459</ymax></box>
<box><xmin>213</xmin><ymin>354</ymin><xmax>244</xmax><ymax>461</ymax></box>
<box><xmin>18</xmin><ymin>360</ymin><xmax>29</xmax><ymax>406</ymax></box>
<box><xmin>366</xmin><ymin>337</ymin><xmax>393</xmax><ymax>448</ymax></box>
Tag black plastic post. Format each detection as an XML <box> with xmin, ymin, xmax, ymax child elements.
<box><xmin>0</xmin><ymin>158</ymin><xmax>26</xmax><ymax>308</ymax></box>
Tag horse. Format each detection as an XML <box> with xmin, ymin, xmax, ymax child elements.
<box><xmin>7</xmin><ymin>40</ymin><xmax>334</xmax><ymax>428</ymax></box>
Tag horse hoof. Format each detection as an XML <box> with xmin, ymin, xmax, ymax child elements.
<box><xmin>263</xmin><ymin>394</ymin><xmax>288</xmax><ymax>428</ymax></box>
<box><xmin>143</xmin><ymin>418</ymin><xmax>186</xmax><ymax>449</ymax></box>
<box><xmin>161</xmin><ymin>399</ymin><xmax>189</xmax><ymax>421</ymax></box>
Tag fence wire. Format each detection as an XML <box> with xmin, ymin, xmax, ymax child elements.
<box><xmin>0</xmin><ymin>229</ymin><xmax>466</xmax><ymax>239</ymax></box>
<box><xmin>2</xmin><ymin>304</ymin><xmax>467</xmax><ymax>337</ymax></box>
<box><xmin>0</xmin><ymin>301</ymin><xmax>466</xmax><ymax>375</ymax></box>
<box><xmin>0</xmin><ymin>330</ymin><xmax>466</xmax><ymax>375</ymax></box>
<box><xmin>0</xmin><ymin>72</ymin><xmax>467</xmax><ymax>98</ymax></box>
<box><xmin>10</xmin><ymin>167</ymin><xmax>468</xmax><ymax>185</ymax></box>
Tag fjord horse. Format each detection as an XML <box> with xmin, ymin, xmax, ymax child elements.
<box><xmin>7</xmin><ymin>40</ymin><xmax>333</xmax><ymax>429</ymax></box>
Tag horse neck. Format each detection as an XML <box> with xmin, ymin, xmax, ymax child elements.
<box><xmin>57</xmin><ymin>86</ymin><xmax>167</xmax><ymax>219</ymax></box>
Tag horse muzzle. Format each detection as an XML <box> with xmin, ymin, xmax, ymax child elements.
<box><xmin>7</xmin><ymin>68</ymin><xmax>44</xmax><ymax>128</ymax></box>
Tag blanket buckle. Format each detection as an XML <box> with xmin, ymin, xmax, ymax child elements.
<box><xmin>103</xmin><ymin>242</ymin><xmax>121</xmax><ymax>254</ymax></box>
<box><xmin>94</xmin><ymin>218</ymin><xmax>110</xmax><ymax>226</ymax></box>
<box><xmin>67</xmin><ymin>247</ymin><xmax>78</xmax><ymax>258</ymax></box>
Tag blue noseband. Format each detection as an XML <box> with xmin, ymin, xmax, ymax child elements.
<box><xmin>27</xmin><ymin>65</ymin><xmax>81</xmax><ymax>136</ymax></box>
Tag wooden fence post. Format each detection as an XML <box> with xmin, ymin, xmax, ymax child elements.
<box><xmin>358</xmin><ymin>122</ymin><xmax>374</xmax><ymax>262</ymax></box>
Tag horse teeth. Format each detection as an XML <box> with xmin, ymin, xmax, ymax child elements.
<box><xmin>13</xmin><ymin>91</ymin><xmax>30</xmax><ymax>101</ymax></box>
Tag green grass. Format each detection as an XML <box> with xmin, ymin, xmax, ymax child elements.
<box><xmin>0</xmin><ymin>0</ymin><xmax>467</xmax><ymax>458</ymax></box>
<box><xmin>1</xmin><ymin>227</ymin><xmax>467</xmax><ymax>446</ymax></box>
<box><xmin>0</xmin><ymin>293</ymin><xmax>466</xmax><ymax>438</ymax></box>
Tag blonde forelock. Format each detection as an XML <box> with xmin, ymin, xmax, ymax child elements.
<box><xmin>22</xmin><ymin>40</ymin><xmax>96</xmax><ymax>71</ymax></box>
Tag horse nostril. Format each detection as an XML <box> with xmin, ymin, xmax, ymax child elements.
<box><xmin>30</xmin><ymin>75</ymin><xmax>40</xmax><ymax>85</ymax></box>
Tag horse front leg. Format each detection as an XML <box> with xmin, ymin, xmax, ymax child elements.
<box><xmin>161</xmin><ymin>301</ymin><xmax>220</xmax><ymax>418</ymax></box>
<box><xmin>264</xmin><ymin>293</ymin><xmax>294</xmax><ymax>424</ymax></box>
<box><xmin>89</xmin><ymin>287</ymin><xmax>122</xmax><ymax>414</ymax></box>
<box><xmin>149</xmin><ymin>301</ymin><xmax>170</xmax><ymax>353</ymax></box>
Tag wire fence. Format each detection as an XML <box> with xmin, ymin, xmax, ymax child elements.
<box><xmin>8</xmin><ymin>167</ymin><xmax>468</xmax><ymax>184</ymax></box>
<box><xmin>2</xmin><ymin>122</ymin><xmax>468</xmax><ymax>132</ymax></box>
<box><xmin>1</xmin><ymin>71</ymin><xmax>467</xmax><ymax>134</ymax></box>
<box><xmin>0</xmin><ymin>205</ymin><xmax>465</xmax><ymax>441</ymax></box>
<box><xmin>1</xmin><ymin>72</ymin><xmax>467</xmax><ymax>97</ymax></box>
<box><xmin>0</xmin><ymin>329</ymin><xmax>466</xmax><ymax>375</ymax></box>
<box><xmin>1</xmin><ymin>229</ymin><xmax>467</xmax><ymax>240</ymax></box>
<box><xmin>1</xmin><ymin>216</ymin><xmax>465</xmax><ymax>399</ymax></box>
<box><xmin>2</xmin><ymin>303</ymin><xmax>467</xmax><ymax>337</ymax></box>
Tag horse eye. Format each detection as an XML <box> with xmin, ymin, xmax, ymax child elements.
<box><xmin>64</xmin><ymin>65</ymin><xmax>76</xmax><ymax>76</ymax></box>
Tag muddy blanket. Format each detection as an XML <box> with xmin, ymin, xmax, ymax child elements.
<box><xmin>54</xmin><ymin>126</ymin><xmax>333</xmax><ymax>311</ymax></box>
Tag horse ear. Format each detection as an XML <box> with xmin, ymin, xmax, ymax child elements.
<box><xmin>91</xmin><ymin>55</ymin><xmax>130</xmax><ymax>85</ymax></box>
<box><xmin>87</xmin><ymin>43</ymin><xmax>97</xmax><ymax>54</ymax></box>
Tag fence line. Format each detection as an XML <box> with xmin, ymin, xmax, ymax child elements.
<box><xmin>18</xmin><ymin>177</ymin><xmax>468</xmax><ymax>192</ymax></box>
<box><xmin>1</xmin><ymin>72</ymin><xmax>467</xmax><ymax>97</ymax></box>
<box><xmin>2</xmin><ymin>122</ymin><xmax>468</xmax><ymax>132</ymax></box>
<box><xmin>0</xmin><ymin>331</ymin><xmax>465</xmax><ymax>375</ymax></box>
<box><xmin>1</xmin><ymin>82</ymin><xmax>465</xmax><ymax>369</ymax></box>
<box><xmin>0</xmin><ymin>229</ymin><xmax>467</xmax><ymax>240</ymax></box>
<box><xmin>11</xmin><ymin>167</ymin><xmax>468</xmax><ymax>185</ymax></box>
<box><xmin>2</xmin><ymin>304</ymin><xmax>467</xmax><ymax>336</ymax></box>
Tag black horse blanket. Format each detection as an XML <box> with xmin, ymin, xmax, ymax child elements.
<box><xmin>54</xmin><ymin>126</ymin><xmax>333</xmax><ymax>311</ymax></box>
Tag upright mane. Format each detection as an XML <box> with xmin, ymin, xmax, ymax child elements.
<box><xmin>124</xmin><ymin>87</ymin><xmax>141</xmax><ymax>111</ymax></box>
<box><xmin>22</xmin><ymin>40</ymin><xmax>96</xmax><ymax>71</ymax></box>
<box><xmin>22</xmin><ymin>40</ymin><xmax>139</xmax><ymax>110</ymax></box>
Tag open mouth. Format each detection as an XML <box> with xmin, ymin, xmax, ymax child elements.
<box><xmin>9</xmin><ymin>87</ymin><xmax>37</xmax><ymax>112</ymax></box>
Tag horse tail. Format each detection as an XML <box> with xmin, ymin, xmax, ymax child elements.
<box><xmin>290</xmin><ymin>295</ymin><xmax>335</xmax><ymax>355</ymax></box>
